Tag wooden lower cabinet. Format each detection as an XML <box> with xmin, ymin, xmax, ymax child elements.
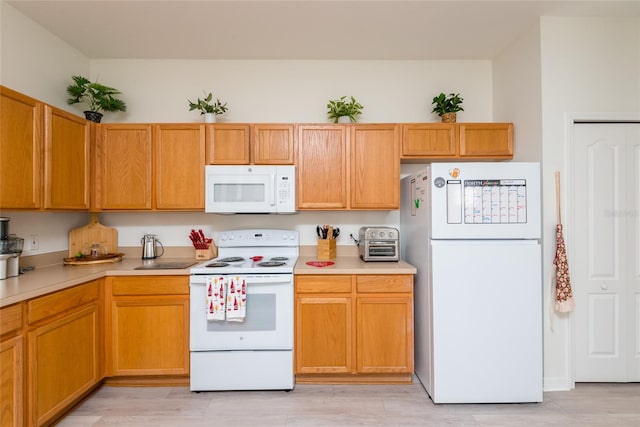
<box><xmin>295</xmin><ymin>274</ymin><xmax>413</xmax><ymax>384</ymax></box>
<box><xmin>105</xmin><ymin>276</ymin><xmax>189</xmax><ymax>381</ymax></box>
<box><xmin>26</xmin><ymin>280</ymin><xmax>102</xmax><ymax>426</ymax></box>
<box><xmin>1</xmin><ymin>303</ymin><xmax>24</xmax><ymax>427</ymax></box>
<box><xmin>356</xmin><ymin>296</ymin><xmax>413</xmax><ymax>373</ymax></box>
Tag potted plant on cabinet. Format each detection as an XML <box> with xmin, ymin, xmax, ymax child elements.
<box><xmin>327</xmin><ymin>96</ymin><xmax>364</xmax><ymax>123</ymax></box>
<box><xmin>431</xmin><ymin>92</ymin><xmax>464</xmax><ymax>123</ymax></box>
<box><xmin>66</xmin><ymin>75</ymin><xmax>127</xmax><ymax>123</ymax></box>
<box><xmin>188</xmin><ymin>91</ymin><xmax>228</xmax><ymax>123</ymax></box>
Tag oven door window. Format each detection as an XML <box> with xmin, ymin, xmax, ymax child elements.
<box><xmin>190</xmin><ymin>276</ymin><xmax>293</xmax><ymax>351</ymax></box>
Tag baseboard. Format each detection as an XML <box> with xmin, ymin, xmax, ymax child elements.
<box><xmin>544</xmin><ymin>376</ymin><xmax>574</xmax><ymax>391</ymax></box>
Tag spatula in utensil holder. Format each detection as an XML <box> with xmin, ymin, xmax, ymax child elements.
<box><xmin>317</xmin><ymin>239</ymin><xmax>336</xmax><ymax>260</ymax></box>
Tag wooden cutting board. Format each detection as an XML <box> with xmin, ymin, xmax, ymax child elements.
<box><xmin>68</xmin><ymin>213</ymin><xmax>119</xmax><ymax>257</ymax></box>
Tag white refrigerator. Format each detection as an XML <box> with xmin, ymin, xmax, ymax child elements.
<box><xmin>400</xmin><ymin>162</ymin><xmax>543</xmax><ymax>403</ymax></box>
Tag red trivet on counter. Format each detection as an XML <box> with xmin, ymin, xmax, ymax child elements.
<box><xmin>306</xmin><ymin>261</ymin><xmax>335</xmax><ymax>267</ymax></box>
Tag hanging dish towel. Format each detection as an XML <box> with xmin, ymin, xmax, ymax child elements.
<box><xmin>554</xmin><ymin>223</ymin><xmax>575</xmax><ymax>312</ymax></box>
<box><xmin>206</xmin><ymin>277</ymin><xmax>226</xmax><ymax>321</ymax></box>
<box><xmin>226</xmin><ymin>276</ymin><xmax>247</xmax><ymax>322</ymax></box>
<box><xmin>553</xmin><ymin>172</ymin><xmax>575</xmax><ymax>313</ymax></box>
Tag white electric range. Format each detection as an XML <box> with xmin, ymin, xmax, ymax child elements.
<box><xmin>189</xmin><ymin>229</ymin><xmax>299</xmax><ymax>391</ymax></box>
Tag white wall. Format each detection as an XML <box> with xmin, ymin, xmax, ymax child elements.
<box><xmin>2</xmin><ymin>0</ymin><xmax>495</xmax><ymax>255</ymax></box>
<box><xmin>5</xmin><ymin>56</ymin><xmax>493</xmax><ymax>255</ymax></box>
<box><xmin>87</xmin><ymin>59</ymin><xmax>492</xmax><ymax>124</ymax></box>
<box><xmin>0</xmin><ymin>2</ymin><xmax>90</xmax><ymax>255</ymax></box>
<box><xmin>0</xmin><ymin>1</ymin><xmax>88</xmax><ymax>108</ymax></box>
<box><xmin>539</xmin><ymin>16</ymin><xmax>640</xmax><ymax>390</ymax></box>
<box><xmin>492</xmin><ymin>23</ymin><xmax>542</xmax><ymax>162</ymax></box>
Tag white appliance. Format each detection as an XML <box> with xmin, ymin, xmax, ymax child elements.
<box><xmin>205</xmin><ymin>165</ymin><xmax>296</xmax><ymax>214</ymax></box>
<box><xmin>189</xmin><ymin>229</ymin><xmax>298</xmax><ymax>391</ymax></box>
<box><xmin>400</xmin><ymin>162</ymin><xmax>543</xmax><ymax>404</ymax></box>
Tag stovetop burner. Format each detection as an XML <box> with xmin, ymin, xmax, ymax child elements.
<box><xmin>257</xmin><ymin>261</ymin><xmax>287</xmax><ymax>267</ymax></box>
<box><xmin>190</xmin><ymin>229</ymin><xmax>299</xmax><ymax>274</ymax></box>
<box><xmin>205</xmin><ymin>262</ymin><xmax>230</xmax><ymax>268</ymax></box>
<box><xmin>218</xmin><ymin>257</ymin><xmax>245</xmax><ymax>263</ymax></box>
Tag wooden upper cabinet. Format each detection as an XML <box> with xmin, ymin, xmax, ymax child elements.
<box><xmin>43</xmin><ymin>105</ymin><xmax>91</xmax><ymax>210</ymax></box>
<box><xmin>401</xmin><ymin>122</ymin><xmax>513</xmax><ymax>161</ymax></box>
<box><xmin>350</xmin><ymin>124</ymin><xmax>400</xmax><ymax>209</ymax></box>
<box><xmin>205</xmin><ymin>124</ymin><xmax>250</xmax><ymax>164</ymax></box>
<box><xmin>0</xmin><ymin>86</ymin><xmax>42</xmax><ymax>209</ymax></box>
<box><xmin>94</xmin><ymin>124</ymin><xmax>153</xmax><ymax>210</ymax></box>
<box><xmin>251</xmin><ymin>124</ymin><xmax>295</xmax><ymax>164</ymax></box>
<box><xmin>297</xmin><ymin>124</ymin><xmax>348</xmax><ymax>209</ymax></box>
<box><xmin>154</xmin><ymin>124</ymin><xmax>205</xmax><ymax>210</ymax></box>
<box><xmin>401</xmin><ymin>123</ymin><xmax>456</xmax><ymax>158</ymax></box>
<box><xmin>459</xmin><ymin>123</ymin><xmax>513</xmax><ymax>158</ymax></box>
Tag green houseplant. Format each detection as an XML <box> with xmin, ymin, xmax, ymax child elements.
<box><xmin>327</xmin><ymin>96</ymin><xmax>364</xmax><ymax>123</ymax></box>
<box><xmin>188</xmin><ymin>91</ymin><xmax>228</xmax><ymax>123</ymax></box>
<box><xmin>431</xmin><ymin>92</ymin><xmax>464</xmax><ymax>123</ymax></box>
<box><xmin>66</xmin><ymin>75</ymin><xmax>127</xmax><ymax>123</ymax></box>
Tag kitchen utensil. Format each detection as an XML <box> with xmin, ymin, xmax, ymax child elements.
<box><xmin>190</xmin><ymin>229</ymin><xmax>212</xmax><ymax>249</ymax></box>
<box><xmin>141</xmin><ymin>234</ymin><xmax>164</xmax><ymax>259</ymax></box>
<box><xmin>68</xmin><ymin>213</ymin><xmax>118</xmax><ymax>258</ymax></box>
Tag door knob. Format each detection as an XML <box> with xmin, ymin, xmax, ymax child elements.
<box><xmin>601</xmin><ymin>283</ymin><xmax>608</xmax><ymax>290</ymax></box>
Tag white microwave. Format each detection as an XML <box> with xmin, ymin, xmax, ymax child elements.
<box><xmin>205</xmin><ymin>165</ymin><xmax>296</xmax><ymax>214</ymax></box>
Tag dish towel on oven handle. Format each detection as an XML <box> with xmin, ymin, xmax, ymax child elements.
<box><xmin>206</xmin><ymin>277</ymin><xmax>226</xmax><ymax>321</ymax></box>
<box><xmin>226</xmin><ymin>276</ymin><xmax>247</xmax><ymax>322</ymax></box>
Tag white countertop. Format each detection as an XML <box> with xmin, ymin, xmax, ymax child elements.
<box><xmin>0</xmin><ymin>257</ymin><xmax>196</xmax><ymax>308</ymax></box>
<box><xmin>1</xmin><ymin>255</ymin><xmax>416</xmax><ymax>308</ymax></box>
<box><xmin>295</xmin><ymin>256</ymin><xmax>416</xmax><ymax>275</ymax></box>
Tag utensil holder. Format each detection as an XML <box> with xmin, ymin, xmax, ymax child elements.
<box><xmin>317</xmin><ymin>239</ymin><xmax>336</xmax><ymax>260</ymax></box>
<box><xmin>195</xmin><ymin>242</ymin><xmax>218</xmax><ymax>260</ymax></box>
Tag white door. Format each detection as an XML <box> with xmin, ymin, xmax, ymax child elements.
<box><xmin>430</xmin><ymin>240</ymin><xmax>543</xmax><ymax>403</ymax></box>
<box><xmin>572</xmin><ymin>123</ymin><xmax>640</xmax><ymax>382</ymax></box>
<box><xmin>190</xmin><ymin>275</ymin><xmax>293</xmax><ymax>351</ymax></box>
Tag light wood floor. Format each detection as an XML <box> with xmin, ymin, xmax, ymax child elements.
<box><xmin>58</xmin><ymin>380</ymin><xmax>640</xmax><ymax>426</ymax></box>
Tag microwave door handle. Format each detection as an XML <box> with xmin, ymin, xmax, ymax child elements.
<box><xmin>269</xmin><ymin>174</ymin><xmax>276</xmax><ymax>206</ymax></box>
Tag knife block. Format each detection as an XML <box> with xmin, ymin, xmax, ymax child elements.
<box><xmin>317</xmin><ymin>239</ymin><xmax>336</xmax><ymax>260</ymax></box>
<box><xmin>195</xmin><ymin>242</ymin><xmax>218</xmax><ymax>260</ymax></box>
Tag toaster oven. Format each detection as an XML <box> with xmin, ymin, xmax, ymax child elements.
<box><xmin>358</xmin><ymin>227</ymin><xmax>399</xmax><ymax>262</ymax></box>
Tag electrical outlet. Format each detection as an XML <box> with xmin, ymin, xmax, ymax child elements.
<box><xmin>30</xmin><ymin>234</ymin><xmax>39</xmax><ymax>250</ymax></box>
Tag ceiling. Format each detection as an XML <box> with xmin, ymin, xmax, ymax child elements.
<box><xmin>7</xmin><ymin>0</ymin><xmax>640</xmax><ymax>60</ymax></box>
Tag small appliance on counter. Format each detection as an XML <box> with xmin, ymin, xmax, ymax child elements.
<box><xmin>141</xmin><ymin>234</ymin><xmax>164</xmax><ymax>260</ymax></box>
<box><xmin>0</xmin><ymin>217</ymin><xmax>24</xmax><ymax>280</ymax></box>
<box><xmin>358</xmin><ymin>226</ymin><xmax>399</xmax><ymax>262</ymax></box>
